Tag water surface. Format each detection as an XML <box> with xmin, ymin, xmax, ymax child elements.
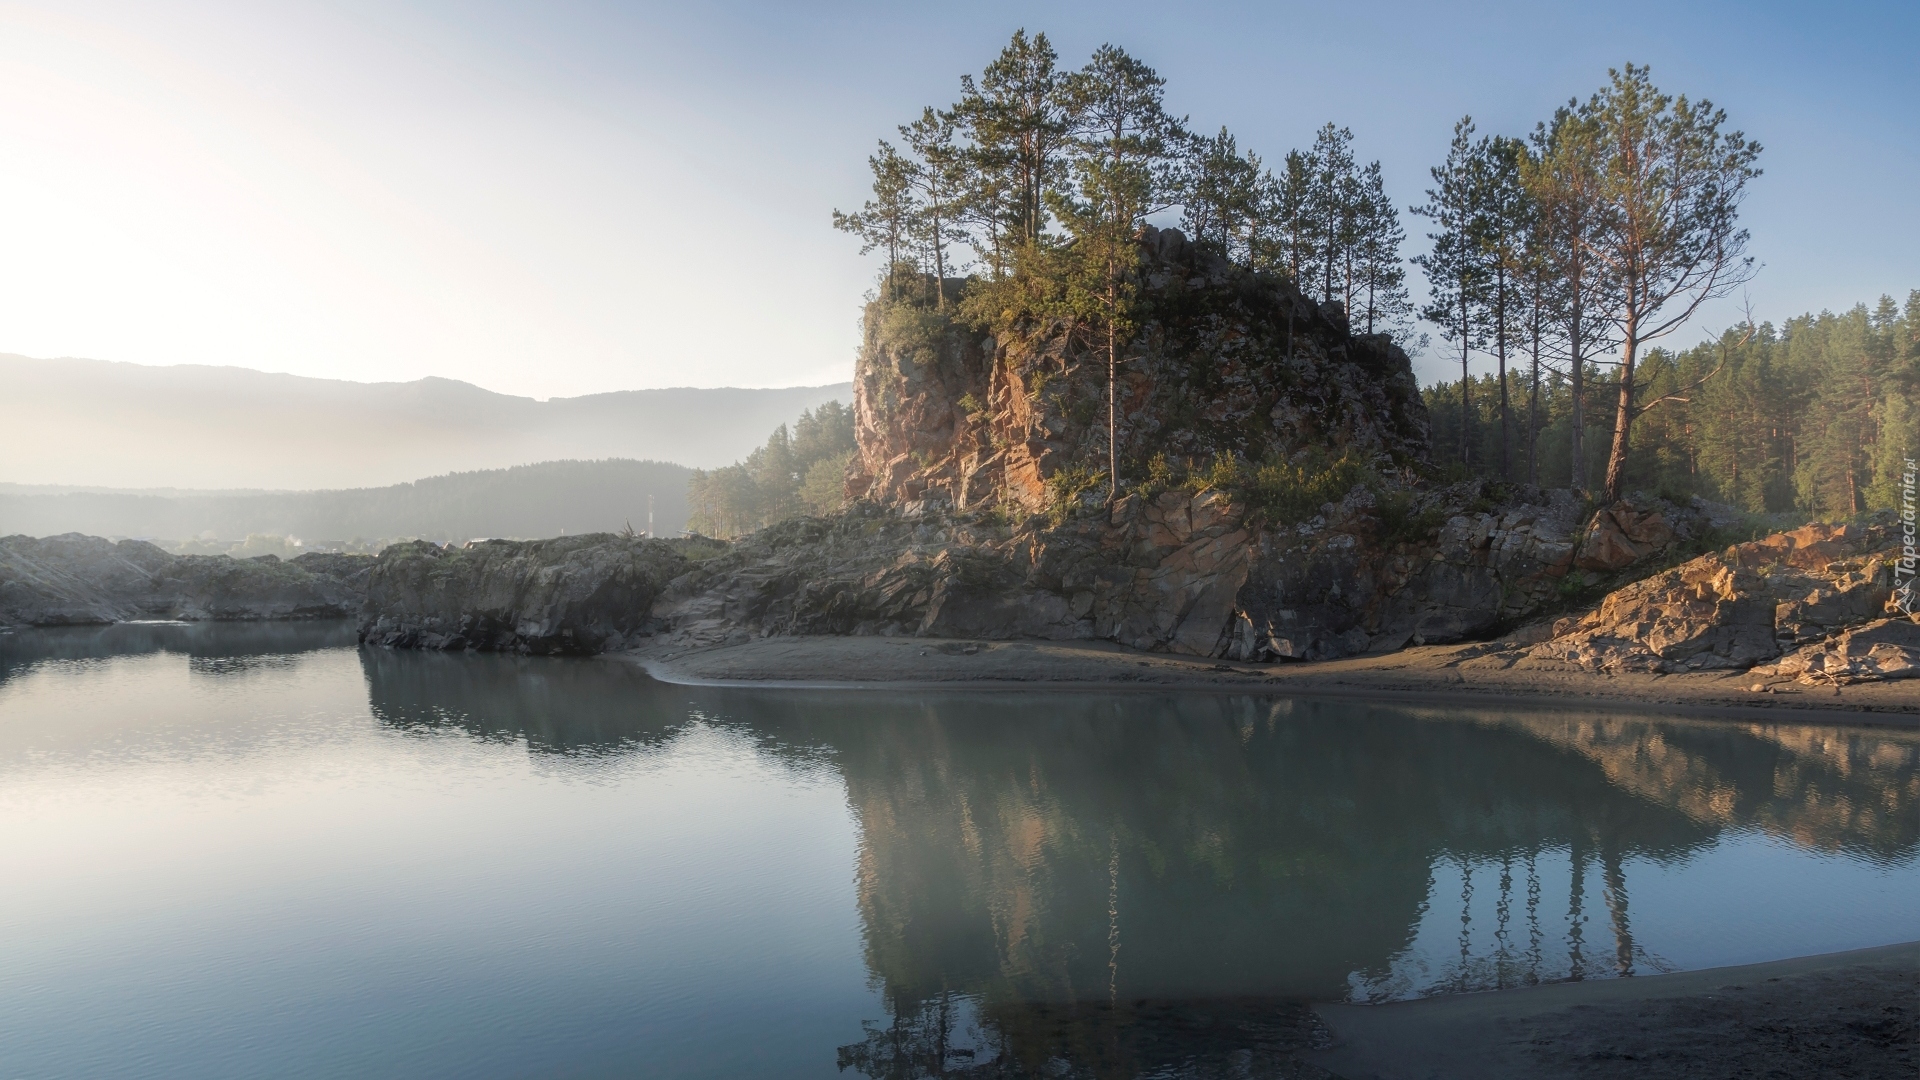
<box><xmin>1</xmin><ymin>622</ymin><xmax>1915</xmax><ymax>1078</ymax></box>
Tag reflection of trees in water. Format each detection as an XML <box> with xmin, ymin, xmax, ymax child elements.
<box><xmin>357</xmin><ymin>648</ymin><xmax>688</xmax><ymax>753</ymax></box>
<box><xmin>0</xmin><ymin>619</ymin><xmax>359</xmax><ymax>685</ymax></box>
<box><xmin>697</xmin><ymin>691</ymin><xmax>1919</xmax><ymax>1079</ymax></box>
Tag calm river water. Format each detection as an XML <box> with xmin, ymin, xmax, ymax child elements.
<box><xmin>1</xmin><ymin>621</ymin><xmax>1915</xmax><ymax>1078</ymax></box>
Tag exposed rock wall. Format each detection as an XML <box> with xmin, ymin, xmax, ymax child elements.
<box><xmin>0</xmin><ymin>532</ymin><xmax>368</xmax><ymax>626</ymax></box>
<box><xmin>642</xmin><ymin>489</ymin><xmax>1707</xmax><ymax>662</ymax></box>
<box><xmin>847</xmin><ymin>227</ymin><xmax>1429</xmax><ymax>514</ymax></box>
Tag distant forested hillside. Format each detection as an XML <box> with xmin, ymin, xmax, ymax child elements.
<box><xmin>0</xmin><ymin>459</ymin><xmax>692</xmax><ymax>546</ymax></box>
<box><xmin>0</xmin><ymin>352</ymin><xmax>848</xmax><ymax>489</ymax></box>
<box><xmin>1423</xmin><ymin>292</ymin><xmax>1919</xmax><ymax>515</ymax></box>
<box><xmin>688</xmin><ymin>402</ymin><xmax>855</xmax><ymax>537</ymax></box>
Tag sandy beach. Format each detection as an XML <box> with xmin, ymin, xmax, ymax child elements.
<box><xmin>624</xmin><ymin>635</ymin><xmax>1920</xmax><ymax>724</ymax></box>
<box><xmin>1311</xmin><ymin>941</ymin><xmax>1917</xmax><ymax>1079</ymax></box>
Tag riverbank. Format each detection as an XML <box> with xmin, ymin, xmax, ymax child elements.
<box><xmin>1310</xmin><ymin>940</ymin><xmax>1917</xmax><ymax>1079</ymax></box>
<box><xmin>624</xmin><ymin>635</ymin><xmax>1920</xmax><ymax>723</ymax></box>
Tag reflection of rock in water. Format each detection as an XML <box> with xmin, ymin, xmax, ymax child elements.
<box><xmin>1462</xmin><ymin>712</ymin><xmax>1920</xmax><ymax>861</ymax></box>
<box><xmin>673</xmin><ymin>693</ymin><xmax>1920</xmax><ymax>1079</ymax></box>
<box><xmin>0</xmin><ymin>619</ymin><xmax>359</xmax><ymax>685</ymax></box>
<box><xmin>358</xmin><ymin>649</ymin><xmax>686</xmax><ymax>752</ymax></box>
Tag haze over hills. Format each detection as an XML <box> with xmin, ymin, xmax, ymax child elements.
<box><xmin>0</xmin><ymin>354</ymin><xmax>851</xmax><ymax>490</ymax></box>
<box><xmin>0</xmin><ymin>459</ymin><xmax>694</xmax><ymax>546</ymax></box>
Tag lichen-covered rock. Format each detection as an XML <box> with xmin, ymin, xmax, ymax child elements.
<box><xmin>846</xmin><ymin>226</ymin><xmax>1429</xmax><ymax>514</ymax></box>
<box><xmin>0</xmin><ymin>532</ymin><xmax>367</xmax><ymax>625</ymax></box>
<box><xmin>1528</xmin><ymin>522</ymin><xmax>1898</xmax><ymax>674</ymax></box>
<box><xmin>357</xmin><ymin>535</ymin><xmax>691</xmax><ymax>654</ymax></box>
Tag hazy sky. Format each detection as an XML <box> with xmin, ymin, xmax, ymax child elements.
<box><xmin>0</xmin><ymin>1</ymin><xmax>1913</xmax><ymax>398</ymax></box>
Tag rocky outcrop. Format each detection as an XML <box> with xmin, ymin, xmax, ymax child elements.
<box><xmin>1527</xmin><ymin>522</ymin><xmax>1901</xmax><ymax>674</ymax></box>
<box><xmin>634</xmin><ymin>488</ymin><xmax>1720</xmax><ymax>663</ymax></box>
<box><xmin>0</xmin><ymin>532</ymin><xmax>369</xmax><ymax>625</ymax></box>
<box><xmin>357</xmin><ymin>536</ymin><xmax>692</xmax><ymax>654</ymax></box>
<box><xmin>846</xmin><ymin>226</ymin><xmax>1429</xmax><ymax>514</ymax></box>
<box><xmin>1753</xmin><ymin>617</ymin><xmax>1920</xmax><ymax>685</ymax></box>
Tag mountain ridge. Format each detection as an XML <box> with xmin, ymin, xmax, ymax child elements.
<box><xmin>0</xmin><ymin>352</ymin><xmax>850</xmax><ymax>489</ymax></box>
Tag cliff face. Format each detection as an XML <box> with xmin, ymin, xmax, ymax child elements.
<box><xmin>846</xmin><ymin>226</ymin><xmax>1429</xmax><ymax>513</ymax></box>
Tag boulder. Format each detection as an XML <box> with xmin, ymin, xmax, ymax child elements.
<box><xmin>1574</xmin><ymin>501</ymin><xmax>1673</xmax><ymax>572</ymax></box>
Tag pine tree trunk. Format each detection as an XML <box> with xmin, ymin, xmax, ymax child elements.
<box><xmin>1497</xmin><ymin>268</ymin><xmax>1510</xmax><ymax>481</ymax></box>
<box><xmin>1528</xmin><ymin>285</ymin><xmax>1541</xmax><ymax>487</ymax></box>
<box><xmin>1570</xmin><ymin>291</ymin><xmax>1586</xmax><ymax>492</ymax></box>
<box><xmin>1108</xmin><ymin>315</ymin><xmax>1118</xmax><ymax>501</ymax></box>
<box><xmin>1459</xmin><ymin>287</ymin><xmax>1472</xmax><ymax>468</ymax></box>
<box><xmin>1603</xmin><ymin>310</ymin><xmax>1640</xmax><ymax>503</ymax></box>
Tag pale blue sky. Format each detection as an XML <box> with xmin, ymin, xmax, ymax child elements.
<box><xmin>0</xmin><ymin>0</ymin><xmax>1911</xmax><ymax>396</ymax></box>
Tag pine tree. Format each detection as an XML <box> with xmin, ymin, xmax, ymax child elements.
<box><xmin>1523</xmin><ymin>103</ymin><xmax>1617</xmax><ymax>491</ymax></box>
<box><xmin>1181</xmin><ymin>127</ymin><xmax>1262</xmax><ymax>263</ymax></box>
<box><xmin>1056</xmin><ymin>44</ymin><xmax>1185</xmax><ymax>499</ymax></box>
<box><xmin>1478</xmin><ymin>134</ymin><xmax>1530</xmax><ymax>479</ymax></box>
<box><xmin>1413</xmin><ymin>118</ymin><xmax>1491</xmax><ymax>466</ymax></box>
<box><xmin>1590</xmin><ymin>64</ymin><xmax>1761</xmax><ymax>503</ymax></box>
<box><xmin>832</xmin><ymin>142</ymin><xmax>918</xmax><ymax>297</ymax></box>
<box><xmin>955</xmin><ymin>30</ymin><xmax>1069</xmax><ymax>252</ymax></box>
<box><xmin>898</xmin><ymin>107</ymin><xmax>971</xmax><ymax>308</ymax></box>
<box><xmin>1352</xmin><ymin>161</ymin><xmax>1417</xmax><ymax>346</ymax></box>
<box><xmin>1306</xmin><ymin>124</ymin><xmax>1361</xmax><ymax>312</ymax></box>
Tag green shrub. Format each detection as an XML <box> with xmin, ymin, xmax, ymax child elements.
<box><xmin>1233</xmin><ymin>450</ymin><xmax>1372</xmax><ymax>526</ymax></box>
<box><xmin>1045</xmin><ymin>463</ymin><xmax>1107</xmax><ymax>526</ymax></box>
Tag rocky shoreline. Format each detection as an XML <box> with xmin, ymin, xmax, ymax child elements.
<box><xmin>0</xmin><ymin>533</ymin><xmax>369</xmax><ymax>626</ymax></box>
<box><xmin>6</xmin><ymin>494</ymin><xmax>1916</xmax><ymax>705</ymax></box>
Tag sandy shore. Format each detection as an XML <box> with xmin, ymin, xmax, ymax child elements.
<box><xmin>624</xmin><ymin>635</ymin><xmax>1919</xmax><ymax>724</ymax></box>
<box><xmin>1310</xmin><ymin>940</ymin><xmax>1917</xmax><ymax>1079</ymax></box>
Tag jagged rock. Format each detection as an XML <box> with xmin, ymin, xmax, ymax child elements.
<box><xmin>1752</xmin><ymin>616</ymin><xmax>1920</xmax><ymax>685</ymax></box>
<box><xmin>357</xmin><ymin>536</ymin><xmax>690</xmax><ymax>654</ymax></box>
<box><xmin>1528</xmin><ymin>522</ymin><xmax>1898</xmax><ymax>673</ymax></box>
<box><xmin>0</xmin><ymin>532</ymin><xmax>367</xmax><ymax>625</ymax></box>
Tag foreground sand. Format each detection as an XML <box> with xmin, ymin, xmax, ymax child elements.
<box><xmin>626</xmin><ymin>635</ymin><xmax>1919</xmax><ymax>723</ymax></box>
<box><xmin>1311</xmin><ymin>941</ymin><xmax>1917</xmax><ymax>1079</ymax></box>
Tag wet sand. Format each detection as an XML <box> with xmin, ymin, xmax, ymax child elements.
<box><xmin>1311</xmin><ymin>941</ymin><xmax>1917</xmax><ymax>1079</ymax></box>
<box><xmin>624</xmin><ymin>636</ymin><xmax>1920</xmax><ymax>724</ymax></box>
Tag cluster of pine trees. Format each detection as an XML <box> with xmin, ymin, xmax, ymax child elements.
<box><xmin>685</xmin><ymin>402</ymin><xmax>856</xmax><ymax>537</ymax></box>
<box><xmin>835</xmin><ymin>31</ymin><xmax>1416</xmax><ymax>341</ymax></box>
<box><xmin>1426</xmin><ymin>293</ymin><xmax>1920</xmax><ymax>516</ymax></box>
<box><xmin>1410</xmin><ymin>65</ymin><xmax>1763</xmax><ymax>502</ymax></box>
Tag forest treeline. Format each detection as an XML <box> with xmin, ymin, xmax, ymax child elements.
<box><xmin>1427</xmin><ymin>292</ymin><xmax>1919</xmax><ymax>516</ymax></box>
<box><xmin>686</xmin><ymin>402</ymin><xmax>855</xmax><ymax>537</ymax></box>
